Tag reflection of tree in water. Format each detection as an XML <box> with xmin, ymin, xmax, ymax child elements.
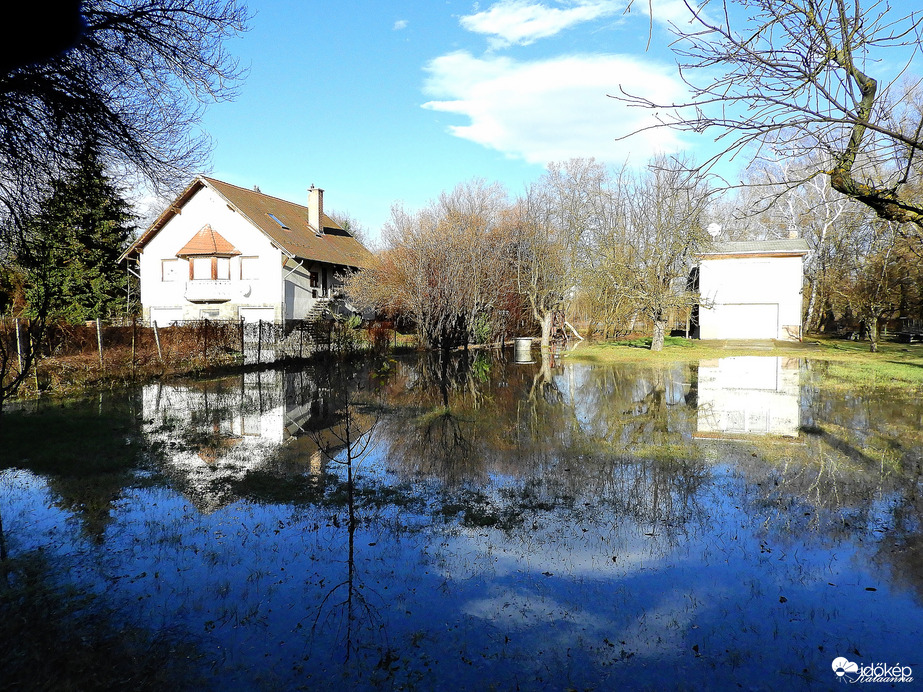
<box><xmin>377</xmin><ymin>351</ymin><xmax>514</xmax><ymax>485</ymax></box>
<box><xmin>377</xmin><ymin>352</ymin><xmax>710</xmax><ymax>539</ymax></box>
<box><xmin>531</xmin><ymin>357</ymin><xmax>708</xmax><ymax>535</ymax></box>
<box><xmin>0</xmin><ymin>550</ymin><xmax>216</xmax><ymax>690</ymax></box>
<box><xmin>876</xmin><ymin>486</ymin><xmax>923</xmax><ymax>603</ymax></box>
<box><xmin>1</xmin><ymin>394</ymin><xmax>147</xmax><ymax>544</ymax></box>
<box><xmin>715</xmin><ymin>380</ymin><xmax>923</xmax><ymax>599</ymax></box>
<box><xmin>299</xmin><ymin>374</ymin><xmax>396</xmax><ymax>676</ymax></box>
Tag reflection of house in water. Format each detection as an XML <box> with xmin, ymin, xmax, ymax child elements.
<box><xmin>695</xmin><ymin>357</ymin><xmax>800</xmax><ymax>439</ymax></box>
<box><xmin>142</xmin><ymin>370</ymin><xmax>345</xmax><ymax>511</ymax></box>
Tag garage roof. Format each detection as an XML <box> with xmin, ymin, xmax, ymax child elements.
<box><xmin>698</xmin><ymin>239</ymin><xmax>810</xmax><ymax>257</ymax></box>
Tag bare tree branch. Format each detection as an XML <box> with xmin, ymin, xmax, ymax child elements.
<box><xmin>613</xmin><ymin>0</ymin><xmax>923</xmax><ymax>229</ymax></box>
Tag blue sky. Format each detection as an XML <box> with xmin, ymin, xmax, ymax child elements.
<box><xmin>194</xmin><ymin>0</ymin><xmax>705</xmax><ymax>243</ymax></box>
<box><xmin>188</xmin><ymin>1</ymin><xmax>923</xmax><ymax>244</ymax></box>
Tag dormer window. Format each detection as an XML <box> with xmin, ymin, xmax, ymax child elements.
<box><xmin>176</xmin><ymin>225</ymin><xmax>241</xmax><ymax>280</ymax></box>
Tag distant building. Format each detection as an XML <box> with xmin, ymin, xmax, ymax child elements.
<box><xmin>120</xmin><ymin>177</ymin><xmax>374</xmax><ymax>326</ymax></box>
<box><xmin>696</xmin><ymin>239</ymin><xmax>809</xmax><ymax>341</ymax></box>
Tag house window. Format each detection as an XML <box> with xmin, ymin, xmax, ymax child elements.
<box><xmin>192</xmin><ymin>257</ymin><xmax>212</xmax><ymax>280</ymax></box>
<box><xmin>216</xmin><ymin>257</ymin><xmax>230</xmax><ymax>280</ymax></box>
<box><xmin>240</xmin><ymin>256</ymin><xmax>259</xmax><ymax>280</ymax></box>
<box><xmin>188</xmin><ymin>256</ymin><xmax>233</xmax><ymax>280</ymax></box>
<box><xmin>309</xmin><ymin>271</ymin><xmax>319</xmax><ymax>288</ymax></box>
<box><xmin>162</xmin><ymin>259</ymin><xmax>181</xmax><ymax>282</ymax></box>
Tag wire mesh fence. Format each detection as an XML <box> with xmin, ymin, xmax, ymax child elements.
<box><xmin>1</xmin><ymin>316</ymin><xmax>416</xmax><ymax>396</ymax></box>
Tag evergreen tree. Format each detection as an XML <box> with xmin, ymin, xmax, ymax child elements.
<box><xmin>19</xmin><ymin>148</ymin><xmax>137</xmax><ymax>323</ymax></box>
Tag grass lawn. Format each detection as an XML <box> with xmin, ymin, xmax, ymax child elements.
<box><xmin>564</xmin><ymin>335</ymin><xmax>923</xmax><ymax>390</ymax></box>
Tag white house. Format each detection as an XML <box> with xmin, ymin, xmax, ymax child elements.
<box><xmin>120</xmin><ymin>176</ymin><xmax>375</xmax><ymax>326</ymax></box>
<box><xmin>696</xmin><ymin>239</ymin><xmax>809</xmax><ymax>341</ymax></box>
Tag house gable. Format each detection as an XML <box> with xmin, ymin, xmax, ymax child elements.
<box><xmin>121</xmin><ymin>176</ymin><xmax>374</xmax><ymax>270</ymax></box>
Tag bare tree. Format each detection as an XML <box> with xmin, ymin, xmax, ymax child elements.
<box><xmin>344</xmin><ymin>180</ymin><xmax>514</xmax><ymax>350</ymax></box>
<box><xmin>833</xmin><ymin>218</ymin><xmax>916</xmax><ymax>351</ymax></box>
<box><xmin>619</xmin><ymin>157</ymin><xmax>713</xmax><ymax>350</ymax></box>
<box><xmin>615</xmin><ymin>0</ymin><xmax>923</xmax><ymax>230</ymax></box>
<box><xmin>741</xmin><ymin>151</ymin><xmax>864</xmax><ymax>332</ymax></box>
<box><xmin>1</xmin><ymin>1</ymin><xmax>249</xmax><ymax>222</ymax></box>
<box><xmin>507</xmin><ymin>202</ymin><xmax>571</xmax><ymax>351</ymax></box>
<box><xmin>513</xmin><ymin>159</ymin><xmax>606</xmax><ymax>350</ymax></box>
<box><xmin>0</xmin><ymin>0</ymin><xmax>249</xmax><ymax>411</ymax></box>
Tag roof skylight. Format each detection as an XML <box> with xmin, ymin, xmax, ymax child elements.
<box><xmin>267</xmin><ymin>213</ymin><xmax>289</xmax><ymax>230</ymax></box>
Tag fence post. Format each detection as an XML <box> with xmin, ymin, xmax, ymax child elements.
<box><xmin>96</xmin><ymin>317</ymin><xmax>104</xmax><ymax>370</ymax></box>
<box><xmin>240</xmin><ymin>317</ymin><xmax>245</xmax><ymax>365</ymax></box>
<box><xmin>204</xmin><ymin>318</ymin><xmax>209</xmax><ymax>363</ymax></box>
<box><xmin>131</xmin><ymin>315</ymin><xmax>136</xmax><ymax>377</ymax></box>
<box><xmin>152</xmin><ymin>321</ymin><xmax>164</xmax><ymax>365</ymax></box>
<box><xmin>30</xmin><ymin>326</ymin><xmax>39</xmax><ymax>391</ymax></box>
<box><xmin>14</xmin><ymin>318</ymin><xmax>23</xmax><ymax>373</ymax></box>
<box><xmin>257</xmin><ymin>319</ymin><xmax>262</xmax><ymax>364</ymax></box>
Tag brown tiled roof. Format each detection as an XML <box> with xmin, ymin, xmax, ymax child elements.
<box><xmin>121</xmin><ymin>176</ymin><xmax>375</xmax><ymax>269</ymax></box>
<box><xmin>176</xmin><ymin>225</ymin><xmax>241</xmax><ymax>257</ymax></box>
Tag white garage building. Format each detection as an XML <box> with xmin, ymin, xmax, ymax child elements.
<box><xmin>697</xmin><ymin>239</ymin><xmax>809</xmax><ymax>341</ymax></box>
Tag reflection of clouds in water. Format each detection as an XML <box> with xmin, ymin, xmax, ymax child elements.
<box><xmin>434</xmin><ymin>516</ymin><xmax>675</xmax><ymax>582</ymax></box>
<box><xmin>461</xmin><ymin>586</ymin><xmax>608</xmax><ymax>631</ymax></box>
<box><xmin>457</xmin><ymin>565</ymin><xmax>707</xmax><ymax>664</ymax></box>
<box><xmin>608</xmin><ymin>594</ymin><xmax>698</xmax><ymax>658</ymax></box>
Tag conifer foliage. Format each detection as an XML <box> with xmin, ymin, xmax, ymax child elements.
<box><xmin>15</xmin><ymin>148</ymin><xmax>137</xmax><ymax>323</ymax></box>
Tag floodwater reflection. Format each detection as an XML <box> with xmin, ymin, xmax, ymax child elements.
<box><xmin>696</xmin><ymin>356</ymin><xmax>801</xmax><ymax>438</ymax></box>
<box><xmin>1</xmin><ymin>353</ymin><xmax>922</xmax><ymax>690</ymax></box>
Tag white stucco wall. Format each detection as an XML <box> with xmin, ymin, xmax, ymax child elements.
<box><xmin>698</xmin><ymin>255</ymin><xmax>804</xmax><ymax>340</ymax></box>
<box><xmin>139</xmin><ymin>186</ymin><xmax>284</xmax><ymax>324</ymax></box>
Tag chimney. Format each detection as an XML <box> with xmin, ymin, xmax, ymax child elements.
<box><xmin>308</xmin><ymin>185</ymin><xmax>324</xmax><ymax>237</ymax></box>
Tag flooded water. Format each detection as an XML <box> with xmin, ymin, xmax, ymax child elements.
<box><xmin>2</xmin><ymin>353</ymin><xmax>921</xmax><ymax>690</ymax></box>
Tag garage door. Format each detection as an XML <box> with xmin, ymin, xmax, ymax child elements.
<box><xmin>239</xmin><ymin>307</ymin><xmax>276</xmax><ymax>324</ymax></box>
<box><xmin>711</xmin><ymin>303</ymin><xmax>778</xmax><ymax>339</ymax></box>
<box><xmin>150</xmin><ymin>307</ymin><xmax>184</xmax><ymax>327</ymax></box>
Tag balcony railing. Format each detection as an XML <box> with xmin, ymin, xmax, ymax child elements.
<box><xmin>185</xmin><ymin>280</ymin><xmax>235</xmax><ymax>303</ymax></box>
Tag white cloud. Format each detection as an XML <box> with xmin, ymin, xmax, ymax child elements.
<box><xmin>393</xmin><ymin>19</ymin><xmax>409</xmax><ymax>30</ymax></box>
<box><xmin>422</xmin><ymin>50</ymin><xmax>688</xmax><ymax>165</ymax></box>
<box><xmin>460</xmin><ymin>0</ymin><xmax>626</xmax><ymax>47</ymax></box>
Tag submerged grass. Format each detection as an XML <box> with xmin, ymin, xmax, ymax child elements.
<box><xmin>0</xmin><ymin>400</ymin><xmax>144</xmax><ymax>475</ymax></box>
<box><xmin>568</xmin><ymin>336</ymin><xmax>923</xmax><ymax>392</ymax></box>
<box><xmin>0</xmin><ymin>552</ymin><xmax>214</xmax><ymax>691</ymax></box>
